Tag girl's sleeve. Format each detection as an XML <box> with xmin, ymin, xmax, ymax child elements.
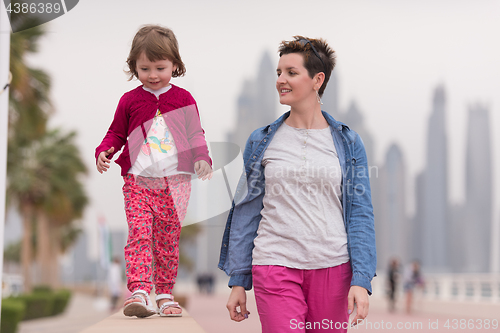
<box><xmin>94</xmin><ymin>95</ymin><xmax>129</xmax><ymax>163</ymax></box>
<box><xmin>184</xmin><ymin>95</ymin><xmax>212</xmax><ymax>166</ymax></box>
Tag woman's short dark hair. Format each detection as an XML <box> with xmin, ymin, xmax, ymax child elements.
<box><xmin>278</xmin><ymin>36</ymin><xmax>336</xmax><ymax>97</ymax></box>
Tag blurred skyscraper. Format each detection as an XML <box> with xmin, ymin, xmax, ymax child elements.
<box><xmin>421</xmin><ymin>85</ymin><xmax>449</xmax><ymax>272</ymax></box>
<box><xmin>410</xmin><ymin>173</ymin><xmax>425</xmax><ymax>262</ymax></box>
<box><xmin>341</xmin><ymin>101</ymin><xmax>375</xmax><ymax>166</ymax></box>
<box><xmin>322</xmin><ymin>72</ymin><xmax>339</xmax><ymax>118</ymax></box>
<box><xmin>109</xmin><ymin>230</ymin><xmax>126</xmax><ymax>260</ymax></box>
<box><xmin>191</xmin><ymin>52</ymin><xmax>279</xmax><ymax>282</ymax></box>
<box><xmin>322</xmin><ymin>72</ymin><xmax>382</xmax><ymax>269</ymax></box>
<box><xmin>62</xmin><ymin>233</ymin><xmax>96</xmax><ymax>283</ymax></box>
<box><xmin>227</xmin><ymin>52</ymin><xmax>277</xmax><ymax>150</ymax></box>
<box><xmin>462</xmin><ymin>104</ymin><xmax>492</xmax><ymax>272</ymax></box>
<box><xmin>377</xmin><ymin>144</ymin><xmax>408</xmax><ymax>267</ymax></box>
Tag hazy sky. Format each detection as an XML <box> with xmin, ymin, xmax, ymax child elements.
<box><xmin>8</xmin><ymin>0</ymin><xmax>500</xmax><ymax>257</ymax></box>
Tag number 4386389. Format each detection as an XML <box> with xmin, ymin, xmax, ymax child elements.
<box><xmin>443</xmin><ymin>319</ymin><xmax>498</xmax><ymax>330</ymax></box>
<box><xmin>5</xmin><ymin>2</ymin><xmax>61</xmax><ymax>14</ymax></box>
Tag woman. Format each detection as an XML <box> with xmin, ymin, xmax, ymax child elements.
<box><xmin>218</xmin><ymin>36</ymin><xmax>376</xmax><ymax>332</ymax></box>
<box><xmin>404</xmin><ymin>260</ymin><xmax>424</xmax><ymax>314</ymax></box>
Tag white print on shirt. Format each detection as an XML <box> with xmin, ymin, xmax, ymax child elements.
<box><xmin>141</xmin><ymin>110</ymin><xmax>174</xmax><ymax>156</ymax></box>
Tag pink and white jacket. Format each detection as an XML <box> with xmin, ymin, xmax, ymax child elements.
<box><xmin>95</xmin><ymin>85</ymin><xmax>212</xmax><ymax>176</ymax></box>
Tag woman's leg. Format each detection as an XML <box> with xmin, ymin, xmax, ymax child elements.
<box><xmin>253</xmin><ymin>265</ymin><xmax>308</xmax><ymax>333</ymax></box>
<box><xmin>302</xmin><ymin>262</ymin><xmax>352</xmax><ymax>333</ymax></box>
<box><xmin>406</xmin><ymin>290</ymin><xmax>413</xmax><ymax>314</ymax></box>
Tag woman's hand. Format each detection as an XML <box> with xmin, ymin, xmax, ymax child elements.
<box><xmin>226</xmin><ymin>286</ymin><xmax>250</xmax><ymax>322</ymax></box>
<box><xmin>97</xmin><ymin>147</ymin><xmax>114</xmax><ymax>174</ymax></box>
<box><xmin>194</xmin><ymin>160</ymin><xmax>213</xmax><ymax>180</ymax></box>
<box><xmin>348</xmin><ymin>285</ymin><xmax>369</xmax><ymax>327</ymax></box>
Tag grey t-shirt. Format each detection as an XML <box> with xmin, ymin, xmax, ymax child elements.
<box><xmin>252</xmin><ymin>122</ymin><xmax>349</xmax><ymax>269</ymax></box>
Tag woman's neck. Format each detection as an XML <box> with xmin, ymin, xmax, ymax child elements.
<box><xmin>286</xmin><ymin>103</ymin><xmax>328</xmax><ymax>129</ymax></box>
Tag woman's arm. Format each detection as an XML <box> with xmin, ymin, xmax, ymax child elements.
<box><xmin>348</xmin><ymin>132</ymin><xmax>377</xmax><ymax>293</ymax></box>
<box><xmin>226</xmin><ymin>286</ymin><xmax>250</xmax><ymax>321</ymax></box>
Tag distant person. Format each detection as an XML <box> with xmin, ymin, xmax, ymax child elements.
<box><xmin>108</xmin><ymin>257</ymin><xmax>123</xmax><ymax>311</ymax></box>
<box><xmin>387</xmin><ymin>257</ymin><xmax>400</xmax><ymax>312</ymax></box>
<box><xmin>95</xmin><ymin>25</ymin><xmax>212</xmax><ymax>318</ymax></box>
<box><xmin>403</xmin><ymin>260</ymin><xmax>424</xmax><ymax>314</ymax></box>
<box><xmin>219</xmin><ymin>36</ymin><xmax>376</xmax><ymax>332</ymax></box>
<box><xmin>196</xmin><ymin>273</ymin><xmax>215</xmax><ymax>294</ymax></box>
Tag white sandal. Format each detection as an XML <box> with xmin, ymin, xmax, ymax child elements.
<box><xmin>123</xmin><ymin>290</ymin><xmax>157</xmax><ymax>318</ymax></box>
<box><xmin>156</xmin><ymin>294</ymin><xmax>182</xmax><ymax>317</ymax></box>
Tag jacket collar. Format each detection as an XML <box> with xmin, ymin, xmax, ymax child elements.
<box><xmin>263</xmin><ymin>110</ymin><xmax>349</xmax><ymax>133</ymax></box>
<box><xmin>137</xmin><ymin>84</ymin><xmax>177</xmax><ymax>100</ymax></box>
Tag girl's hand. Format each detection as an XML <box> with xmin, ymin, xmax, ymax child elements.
<box><xmin>348</xmin><ymin>285</ymin><xmax>369</xmax><ymax>327</ymax></box>
<box><xmin>194</xmin><ymin>160</ymin><xmax>213</xmax><ymax>180</ymax></box>
<box><xmin>97</xmin><ymin>147</ymin><xmax>114</xmax><ymax>174</ymax></box>
<box><xmin>226</xmin><ymin>286</ymin><xmax>250</xmax><ymax>322</ymax></box>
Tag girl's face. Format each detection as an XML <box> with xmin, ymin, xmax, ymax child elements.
<box><xmin>276</xmin><ymin>53</ymin><xmax>319</xmax><ymax>108</ymax></box>
<box><xmin>136</xmin><ymin>52</ymin><xmax>177</xmax><ymax>90</ymax></box>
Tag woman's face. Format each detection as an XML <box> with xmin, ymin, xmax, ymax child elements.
<box><xmin>276</xmin><ymin>53</ymin><xmax>318</xmax><ymax>108</ymax></box>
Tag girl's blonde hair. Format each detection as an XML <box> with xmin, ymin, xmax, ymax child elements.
<box><xmin>125</xmin><ymin>25</ymin><xmax>186</xmax><ymax>81</ymax></box>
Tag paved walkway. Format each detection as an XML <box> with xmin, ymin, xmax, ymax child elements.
<box><xmin>187</xmin><ymin>290</ymin><xmax>500</xmax><ymax>333</ymax></box>
<box><xmin>16</xmin><ymin>287</ymin><xmax>500</xmax><ymax>332</ymax></box>
<box><xmin>18</xmin><ymin>293</ymin><xmax>110</xmax><ymax>333</ymax></box>
<box><xmin>79</xmin><ymin>307</ymin><xmax>205</xmax><ymax>333</ymax></box>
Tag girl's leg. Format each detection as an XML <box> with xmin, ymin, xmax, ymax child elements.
<box><xmin>252</xmin><ymin>265</ymin><xmax>308</xmax><ymax>333</ymax></box>
<box><xmin>167</xmin><ymin>174</ymin><xmax>192</xmax><ymax>223</ymax></box>
<box><xmin>302</xmin><ymin>262</ymin><xmax>352</xmax><ymax>333</ymax></box>
<box><xmin>123</xmin><ymin>175</ymin><xmax>155</xmax><ymax>294</ymax></box>
<box><xmin>152</xmin><ymin>175</ymin><xmax>191</xmax><ymax>303</ymax></box>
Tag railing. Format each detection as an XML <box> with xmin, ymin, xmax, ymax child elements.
<box><xmin>422</xmin><ymin>274</ymin><xmax>500</xmax><ymax>303</ymax></box>
<box><xmin>372</xmin><ymin>273</ymin><xmax>500</xmax><ymax>303</ymax></box>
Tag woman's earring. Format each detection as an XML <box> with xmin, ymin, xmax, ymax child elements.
<box><xmin>316</xmin><ymin>90</ymin><xmax>323</xmax><ymax>105</ymax></box>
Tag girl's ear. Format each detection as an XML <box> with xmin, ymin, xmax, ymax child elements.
<box><xmin>173</xmin><ymin>63</ymin><xmax>178</xmax><ymax>75</ymax></box>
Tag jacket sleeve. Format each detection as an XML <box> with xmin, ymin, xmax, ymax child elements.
<box><xmin>348</xmin><ymin>133</ymin><xmax>377</xmax><ymax>294</ymax></box>
<box><xmin>223</xmin><ymin>133</ymin><xmax>259</xmax><ymax>291</ymax></box>
<box><xmin>183</xmin><ymin>94</ymin><xmax>212</xmax><ymax>167</ymax></box>
<box><xmin>95</xmin><ymin>95</ymin><xmax>129</xmax><ymax>163</ymax></box>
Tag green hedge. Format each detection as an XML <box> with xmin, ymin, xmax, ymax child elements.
<box><xmin>16</xmin><ymin>292</ymin><xmax>55</xmax><ymax>320</ymax></box>
<box><xmin>32</xmin><ymin>285</ymin><xmax>53</xmax><ymax>293</ymax></box>
<box><xmin>52</xmin><ymin>289</ymin><xmax>72</xmax><ymax>316</ymax></box>
<box><xmin>1</xmin><ymin>298</ymin><xmax>26</xmax><ymax>333</ymax></box>
<box><xmin>2</xmin><ymin>287</ymin><xmax>73</xmax><ymax>324</ymax></box>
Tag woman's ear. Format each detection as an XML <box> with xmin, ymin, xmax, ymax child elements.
<box><xmin>314</xmin><ymin>72</ymin><xmax>325</xmax><ymax>90</ymax></box>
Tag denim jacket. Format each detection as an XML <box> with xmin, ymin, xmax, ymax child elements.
<box><xmin>218</xmin><ymin>111</ymin><xmax>377</xmax><ymax>294</ymax></box>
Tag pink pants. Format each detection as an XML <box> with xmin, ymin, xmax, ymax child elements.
<box><xmin>252</xmin><ymin>262</ymin><xmax>352</xmax><ymax>333</ymax></box>
<box><xmin>122</xmin><ymin>173</ymin><xmax>191</xmax><ymax>295</ymax></box>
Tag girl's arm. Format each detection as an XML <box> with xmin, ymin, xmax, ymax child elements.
<box><xmin>95</xmin><ymin>95</ymin><xmax>130</xmax><ymax>165</ymax></box>
<box><xmin>183</xmin><ymin>98</ymin><xmax>212</xmax><ymax>167</ymax></box>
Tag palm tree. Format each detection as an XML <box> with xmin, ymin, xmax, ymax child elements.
<box><xmin>8</xmin><ymin>112</ymin><xmax>89</xmax><ymax>291</ymax></box>
<box><xmin>7</xmin><ymin>138</ymin><xmax>47</xmax><ymax>291</ymax></box>
<box><xmin>6</xmin><ymin>7</ymin><xmax>88</xmax><ymax>290</ymax></box>
<box><xmin>7</xmin><ymin>12</ymin><xmax>50</xmax><ymax>290</ymax></box>
<box><xmin>33</xmin><ymin>130</ymin><xmax>88</xmax><ymax>287</ymax></box>
<box><xmin>8</xmin><ymin>9</ymin><xmax>50</xmax><ymax>145</ymax></box>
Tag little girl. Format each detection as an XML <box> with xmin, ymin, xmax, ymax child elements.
<box><xmin>95</xmin><ymin>25</ymin><xmax>212</xmax><ymax>318</ymax></box>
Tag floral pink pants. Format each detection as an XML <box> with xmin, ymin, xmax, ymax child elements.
<box><xmin>122</xmin><ymin>173</ymin><xmax>191</xmax><ymax>295</ymax></box>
